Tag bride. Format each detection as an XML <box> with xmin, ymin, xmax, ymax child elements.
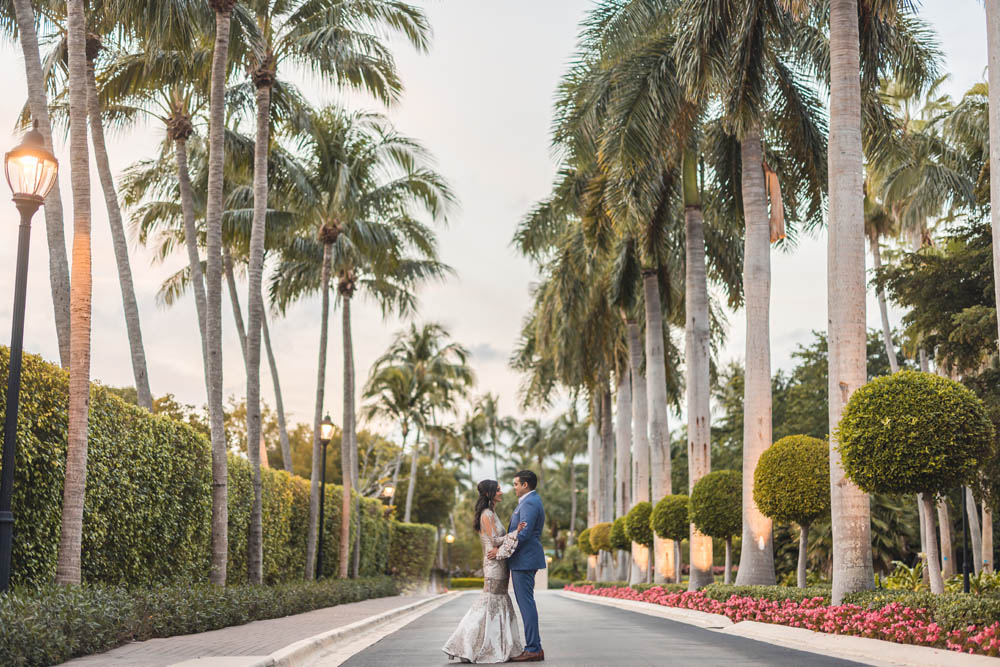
<box><xmin>443</xmin><ymin>480</ymin><xmax>527</xmax><ymax>663</ymax></box>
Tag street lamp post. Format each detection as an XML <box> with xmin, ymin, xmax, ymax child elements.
<box><xmin>0</xmin><ymin>122</ymin><xmax>58</xmax><ymax>593</ymax></box>
<box><xmin>315</xmin><ymin>415</ymin><xmax>335</xmax><ymax>579</ymax></box>
<box><xmin>445</xmin><ymin>532</ymin><xmax>455</xmax><ymax>585</ymax></box>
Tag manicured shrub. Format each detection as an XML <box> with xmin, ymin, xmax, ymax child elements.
<box><xmin>448</xmin><ymin>577</ymin><xmax>484</xmax><ymax>589</ymax></box>
<box><xmin>577</xmin><ymin>528</ymin><xmax>595</xmax><ymax>556</ymax></box>
<box><xmin>689</xmin><ymin>471</ymin><xmax>741</xmax><ymax>584</ymax></box>
<box><xmin>0</xmin><ymin>348</ymin><xmax>401</xmax><ymax>588</ymax></box>
<box><xmin>624</xmin><ymin>502</ymin><xmax>653</xmax><ymax>548</ymax></box>
<box><xmin>609</xmin><ymin>517</ymin><xmax>630</xmax><ymax>552</ymax></box>
<box><xmin>0</xmin><ymin>577</ymin><xmax>398</xmax><ymax>667</ymax></box>
<box><xmin>631</xmin><ymin>582</ymin><xmax>686</xmax><ymax>594</ymax></box>
<box><xmin>388</xmin><ymin>522</ymin><xmax>436</xmax><ymax>581</ymax></box>
<box><xmin>844</xmin><ymin>589</ymin><xmax>1000</xmax><ymax>632</ymax></box>
<box><xmin>651</xmin><ymin>495</ymin><xmax>689</xmax><ymax>542</ymax></box>
<box><xmin>589</xmin><ymin>522</ymin><xmax>613</xmax><ymax>552</ymax></box>
<box><xmin>702</xmin><ymin>583</ymin><xmax>831</xmax><ymax>605</ymax></box>
<box><xmin>753</xmin><ymin>435</ymin><xmax>830</xmax><ymax>588</ymax></box>
<box><xmin>837</xmin><ymin>370</ymin><xmax>995</xmax><ymax>592</ymax></box>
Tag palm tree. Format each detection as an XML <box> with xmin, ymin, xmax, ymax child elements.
<box><xmin>270</xmin><ymin>107</ymin><xmax>451</xmax><ymax>578</ymax></box>
<box><xmin>3</xmin><ymin>0</ymin><xmax>71</xmax><ymax>366</ymax></box>
<box><xmin>55</xmin><ymin>0</ymin><xmax>92</xmax><ymax>585</ymax></box>
<box><xmin>364</xmin><ymin>364</ymin><xmax>421</xmax><ymax>510</ymax></box>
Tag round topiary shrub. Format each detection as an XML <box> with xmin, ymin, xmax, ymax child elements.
<box><xmin>610</xmin><ymin>516</ymin><xmax>631</xmax><ymax>552</ymax></box>
<box><xmin>689</xmin><ymin>470</ymin><xmax>741</xmax><ymax>584</ymax></box>
<box><xmin>651</xmin><ymin>495</ymin><xmax>689</xmax><ymax>542</ymax></box>
<box><xmin>577</xmin><ymin>527</ymin><xmax>595</xmax><ymax>556</ymax></box>
<box><xmin>625</xmin><ymin>501</ymin><xmax>654</xmax><ymax>548</ymax></box>
<box><xmin>836</xmin><ymin>370</ymin><xmax>996</xmax><ymax>593</ymax></box>
<box><xmin>589</xmin><ymin>522</ymin><xmax>613</xmax><ymax>553</ymax></box>
<box><xmin>753</xmin><ymin>435</ymin><xmax>830</xmax><ymax>588</ymax></box>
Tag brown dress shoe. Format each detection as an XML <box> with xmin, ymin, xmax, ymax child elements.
<box><xmin>510</xmin><ymin>650</ymin><xmax>544</xmax><ymax>662</ymax></box>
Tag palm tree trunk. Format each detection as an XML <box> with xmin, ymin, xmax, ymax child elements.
<box><xmin>674</xmin><ymin>540</ymin><xmax>682</xmax><ymax>585</ymax></box>
<box><xmin>734</xmin><ymin>130</ymin><xmax>775</xmax><ymax>587</ymax></box>
<box><xmin>55</xmin><ymin>0</ymin><xmax>92</xmax><ymax>585</ymax></box>
<box><xmin>987</xmin><ymin>0</ymin><xmax>1000</xmax><ymax>391</ymax></box>
<box><xmin>225</xmin><ymin>248</ymin><xmax>248</xmax><ymax>361</ymax></box>
<box><xmin>920</xmin><ymin>493</ymin><xmax>945</xmax><ymax>593</ymax></box>
<box><xmin>600</xmin><ymin>386</ymin><xmax>614</xmax><ymax>525</ymax></box>
<box><xmin>205</xmin><ymin>0</ymin><xmax>234</xmax><ymax>587</ymax></box>
<box><xmin>389</xmin><ymin>433</ymin><xmax>405</xmax><ymax>509</ymax></box>
<box><xmin>967</xmin><ymin>487</ymin><xmax>983</xmax><ymax>575</ymax></box>
<box><xmin>305</xmin><ymin>241</ymin><xmax>333</xmax><ymax>578</ymax></box>
<box><xmin>797</xmin><ymin>523</ymin><xmax>810</xmax><ymax>588</ymax></box>
<box><xmin>917</xmin><ymin>498</ymin><xmax>930</xmax><ymax>586</ymax></box>
<box><xmin>828</xmin><ymin>0</ymin><xmax>874</xmax><ymax>605</ymax></box>
<box><xmin>869</xmin><ymin>234</ymin><xmax>899</xmax><ymax>373</ymax></box>
<box><xmin>587</xmin><ymin>419</ymin><xmax>598</xmax><ymax>528</ymax></box>
<box><xmin>260</xmin><ymin>296</ymin><xmax>292</xmax><ymax>473</ymax></box>
<box><xmin>86</xmin><ymin>53</ymin><xmax>151</xmax><ymax>409</ymax></box>
<box><xmin>173</xmin><ymin>135</ymin><xmax>210</xmax><ymax>391</ymax></box>
<box><xmin>984</xmin><ymin>505</ymin><xmax>994</xmax><ymax>573</ymax></box>
<box><xmin>11</xmin><ymin>0</ymin><xmax>71</xmax><ymax>367</ymax></box>
<box><xmin>339</xmin><ymin>293</ymin><xmax>356</xmax><ymax>578</ymax></box>
<box><xmin>725</xmin><ymin>537</ymin><xmax>733</xmax><ymax>585</ymax></box>
<box><xmin>627</xmin><ymin>319</ymin><xmax>650</xmax><ymax>583</ymax></box>
<box><xmin>244</xmin><ymin>80</ymin><xmax>272</xmax><ymax>586</ymax></box>
<box><xmin>643</xmin><ymin>270</ymin><xmax>673</xmax><ymax>583</ymax></box>
<box><xmin>404</xmin><ymin>431</ymin><xmax>421</xmax><ymax>523</ymax></box>
<box><xmin>937</xmin><ymin>498</ymin><xmax>955</xmax><ymax>578</ymax></box>
<box><xmin>568</xmin><ymin>454</ymin><xmax>577</xmax><ymax>543</ymax></box>
<box><xmin>684</xmin><ymin>150</ymin><xmax>713</xmax><ymax>590</ymax></box>
<box><xmin>615</xmin><ymin>372</ymin><xmax>631</xmax><ymax>521</ymax></box>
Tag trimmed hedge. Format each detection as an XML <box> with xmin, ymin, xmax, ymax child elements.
<box><xmin>631</xmin><ymin>582</ymin><xmax>687</xmax><ymax>594</ymax></box>
<box><xmin>0</xmin><ymin>576</ymin><xmax>397</xmax><ymax>667</ymax></box>
<box><xmin>577</xmin><ymin>527</ymin><xmax>595</xmax><ymax>556</ymax></box>
<box><xmin>702</xmin><ymin>583</ymin><xmax>832</xmax><ymax>604</ymax></box>
<box><xmin>689</xmin><ymin>471</ymin><xmax>741</xmax><ymax>541</ymax></box>
<box><xmin>449</xmin><ymin>577</ymin><xmax>484</xmax><ymax>589</ymax></box>
<box><xmin>651</xmin><ymin>495</ymin><xmax>689</xmax><ymax>542</ymax></box>
<box><xmin>624</xmin><ymin>502</ymin><xmax>653</xmax><ymax>548</ymax></box>
<box><xmin>0</xmin><ymin>348</ymin><xmax>400</xmax><ymax>587</ymax></box>
<box><xmin>610</xmin><ymin>517</ymin><xmax>630</xmax><ymax>552</ymax></box>
<box><xmin>388</xmin><ymin>522</ymin><xmax>436</xmax><ymax>581</ymax></box>
<box><xmin>844</xmin><ymin>589</ymin><xmax>1000</xmax><ymax>632</ymax></box>
<box><xmin>589</xmin><ymin>522</ymin><xmax>613</xmax><ymax>552</ymax></box>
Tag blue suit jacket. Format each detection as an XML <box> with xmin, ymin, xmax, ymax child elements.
<box><xmin>508</xmin><ymin>491</ymin><xmax>546</xmax><ymax>571</ymax></box>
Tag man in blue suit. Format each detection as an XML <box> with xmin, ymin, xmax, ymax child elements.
<box><xmin>501</xmin><ymin>470</ymin><xmax>546</xmax><ymax>662</ymax></box>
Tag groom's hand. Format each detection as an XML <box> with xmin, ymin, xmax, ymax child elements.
<box><xmin>486</xmin><ymin>547</ymin><xmax>498</xmax><ymax>560</ymax></box>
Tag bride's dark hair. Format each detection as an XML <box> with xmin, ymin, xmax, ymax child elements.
<box><xmin>473</xmin><ymin>479</ymin><xmax>500</xmax><ymax>533</ymax></box>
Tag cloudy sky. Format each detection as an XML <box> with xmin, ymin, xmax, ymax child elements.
<box><xmin>0</xmin><ymin>1</ymin><xmax>989</xmax><ymax>440</ymax></box>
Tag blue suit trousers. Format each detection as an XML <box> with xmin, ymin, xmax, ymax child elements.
<box><xmin>511</xmin><ymin>569</ymin><xmax>541</xmax><ymax>653</ymax></box>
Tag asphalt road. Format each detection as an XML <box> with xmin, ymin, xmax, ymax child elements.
<box><xmin>339</xmin><ymin>591</ymin><xmax>866</xmax><ymax>667</ymax></box>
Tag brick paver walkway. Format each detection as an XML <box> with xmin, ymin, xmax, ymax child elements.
<box><xmin>60</xmin><ymin>593</ymin><xmax>435</xmax><ymax>666</ymax></box>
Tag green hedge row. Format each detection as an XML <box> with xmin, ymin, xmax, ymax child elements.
<box><xmin>0</xmin><ymin>348</ymin><xmax>410</xmax><ymax>587</ymax></box>
<box><xmin>701</xmin><ymin>583</ymin><xmax>833</xmax><ymax>604</ymax></box>
<box><xmin>0</xmin><ymin>576</ymin><xmax>398</xmax><ymax>667</ymax></box>
<box><xmin>631</xmin><ymin>582</ymin><xmax>687</xmax><ymax>594</ymax></box>
<box><xmin>449</xmin><ymin>577</ymin><xmax>484</xmax><ymax>589</ymax></box>
<box><xmin>388</xmin><ymin>522</ymin><xmax>436</xmax><ymax>580</ymax></box>
<box><xmin>844</xmin><ymin>589</ymin><xmax>1000</xmax><ymax>632</ymax></box>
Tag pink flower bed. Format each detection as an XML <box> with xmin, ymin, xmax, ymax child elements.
<box><xmin>564</xmin><ymin>583</ymin><xmax>1000</xmax><ymax>657</ymax></box>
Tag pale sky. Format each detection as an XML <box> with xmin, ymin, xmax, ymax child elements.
<box><xmin>0</xmin><ymin>1</ymin><xmax>989</xmax><ymax>441</ymax></box>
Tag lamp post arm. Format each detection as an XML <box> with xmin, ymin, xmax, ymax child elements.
<box><xmin>0</xmin><ymin>195</ymin><xmax>40</xmax><ymax>592</ymax></box>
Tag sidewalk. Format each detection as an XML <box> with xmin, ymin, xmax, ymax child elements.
<box><xmin>60</xmin><ymin>593</ymin><xmax>436</xmax><ymax>667</ymax></box>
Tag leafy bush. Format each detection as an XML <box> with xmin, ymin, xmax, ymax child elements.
<box><xmin>844</xmin><ymin>589</ymin><xmax>1000</xmax><ymax>632</ymax></box>
<box><xmin>837</xmin><ymin>371</ymin><xmax>995</xmax><ymax>496</ymax></box>
<box><xmin>589</xmin><ymin>522</ymin><xmax>613</xmax><ymax>552</ymax></box>
<box><xmin>651</xmin><ymin>495</ymin><xmax>689</xmax><ymax>541</ymax></box>
<box><xmin>577</xmin><ymin>528</ymin><xmax>595</xmax><ymax>556</ymax></box>
<box><xmin>569</xmin><ymin>580</ymin><xmax>627</xmax><ymax>589</ymax></box>
<box><xmin>701</xmin><ymin>583</ymin><xmax>832</xmax><ymax>604</ymax></box>
<box><xmin>754</xmin><ymin>435</ymin><xmax>830</xmax><ymax>526</ymax></box>
<box><xmin>449</xmin><ymin>577</ymin><xmax>484</xmax><ymax>589</ymax></box>
<box><xmin>548</xmin><ymin>577</ymin><xmax>569</xmax><ymax>589</ymax></box>
<box><xmin>631</xmin><ymin>582</ymin><xmax>687</xmax><ymax>594</ymax></box>
<box><xmin>0</xmin><ymin>577</ymin><xmax>398</xmax><ymax>667</ymax></box>
<box><xmin>624</xmin><ymin>502</ymin><xmax>653</xmax><ymax>548</ymax></box>
<box><xmin>881</xmin><ymin>560</ymin><xmax>927</xmax><ymax>592</ymax></box>
<box><xmin>610</xmin><ymin>517</ymin><xmax>630</xmax><ymax>551</ymax></box>
<box><xmin>689</xmin><ymin>471</ymin><xmax>741</xmax><ymax>540</ymax></box>
<box><xmin>0</xmin><ymin>348</ymin><xmax>399</xmax><ymax>588</ymax></box>
<box><xmin>388</xmin><ymin>522</ymin><xmax>436</xmax><ymax>581</ymax></box>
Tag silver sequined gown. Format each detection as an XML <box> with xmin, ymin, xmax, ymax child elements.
<box><xmin>442</xmin><ymin>509</ymin><xmax>525</xmax><ymax>663</ymax></box>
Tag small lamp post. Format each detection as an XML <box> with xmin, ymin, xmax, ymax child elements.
<box><xmin>381</xmin><ymin>485</ymin><xmax>395</xmax><ymax>500</ymax></box>
<box><xmin>315</xmin><ymin>414</ymin><xmax>335</xmax><ymax>579</ymax></box>
<box><xmin>445</xmin><ymin>532</ymin><xmax>455</xmax><ymax>583</ymax></box>
<box><xmin>0</xmin><ymin>122</ymin><xmax>58</xmax><ymax>593</ymax></box>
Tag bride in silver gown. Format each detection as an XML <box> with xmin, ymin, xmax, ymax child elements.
<box><xmin>443</xmin><ymin>480</ymin><xmax>527</xmax><ymax>664</ymax></box>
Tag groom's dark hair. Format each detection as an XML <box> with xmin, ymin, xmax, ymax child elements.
<box><xmin>514</xmin><ymin>470</ymin><xmax>538</xmax><ymax>490</ymax></box>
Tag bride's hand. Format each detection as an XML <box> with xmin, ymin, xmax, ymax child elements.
<box><xmin>517</xmin><ymin>521</ymin><xmax>527</xmax><ymax>533</ymax></box>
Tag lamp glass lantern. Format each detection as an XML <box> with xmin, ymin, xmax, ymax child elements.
<box><xmin>320</xmin><ymin>415</ymin><xmax>335</xmax><ymax>443</ymax></box>
<box><xmin>445</xmin><ymin>533</ymin><xmax>455</xmax><ymax>544</ymax></box>
<box><xmin>5</xmin><ymin>122</ymin><xmax>58</xmax><ymax>202</ymax></box>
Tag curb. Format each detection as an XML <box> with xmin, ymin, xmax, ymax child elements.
<box><xmin>246</xmin><ymin>593</ymin><xmax>456</xmax><ymax>667</ymax></box>
<box><xmin>558</xmin><ymin>590</ymin><xmax>1000</xmax><ymax>666</ymax></box>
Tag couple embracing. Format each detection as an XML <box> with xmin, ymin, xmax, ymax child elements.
<box><xmin>443</xmin><ymin>470</ymin><xmax>546</xmax><ymax>663</ymax></box>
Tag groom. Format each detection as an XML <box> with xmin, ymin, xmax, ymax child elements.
<box><xmin>504</xmin><ymin>470</ymin><xmax>546</xmax><ymax>662</ymax></box>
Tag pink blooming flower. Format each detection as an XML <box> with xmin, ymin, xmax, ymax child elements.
<box><xmin>563</xmin><ymin>584</ymin><xmax>1000</xmax><ymax>657</ymax></box>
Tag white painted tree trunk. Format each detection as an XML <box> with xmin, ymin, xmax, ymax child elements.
<box><xmin>920</xmin><ymin>493</ymin><xmax>945</xmax><ymax>593</ymax></box>
<box><xmin>587</xmin><ymin>418</ymin><xmax>598</xmax><ymax>581</ymax></box>
<box><xmin>797</xmin><ymin>524</ymin><xmax>809</xmax><ymax>588</ymax></box>
<box><xmin>984</xmin><ymin>505</ymin><xmax>994</xmax><ymax>573</ymax></box>
<box><xmin>55</xmin><ymin>0</ymin><xmax>92</xmax><ymax>585</ymax></box>
<box><xmin>404</xmin><ymin>431</ymin><xmax>421</xmax><ymax>523</ymax></box>
<box><xmin>685</xmin><ymin>201</ymin><xmax>713</xmax><ymax>590</ymax></box>
<box><xmin>967</xmin><ymin>487</ymin><xmax>983</xmax><ymax>575</ymax></box>
<box><xmin>734</xmin><ymin>130</ymin><xmax>775</xmax><ymax>587</ymax></box>
<box><xmin>615</xmin><ymin>373</ymin><xmax>631</xmax><ymax>521</ymax></box>
<box><xmin>937</xmin><ymin>499</ymin><xmax>955</xmax><ymax>579</ymax></box>
<box><xmin>11</xmin><ymin>0</ymin><xmax>71</xmax><ymax>367</ymax></box>
<box><xmin>827</xmin><ymin>0</ymin><xmax>874</xmax><ymax>605</ymax></box>
<box><xmin>643</xmin><ymin>272</ymin><xmax>673</xmax><ymax>583</ymax></box>
<box><xmin>627</xmin><ymin>319</ymin><xmax>651</xmax><ymax>583</ymax></box>
<box><xmin>600</xmin><ymin>388</ymin><xmax>615</xmax><ymax>525</ymax></box>
<box><xmin>205</xmin><ymin>3</ymin><xmax>233</xmax><ymax>586</ymax></box>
